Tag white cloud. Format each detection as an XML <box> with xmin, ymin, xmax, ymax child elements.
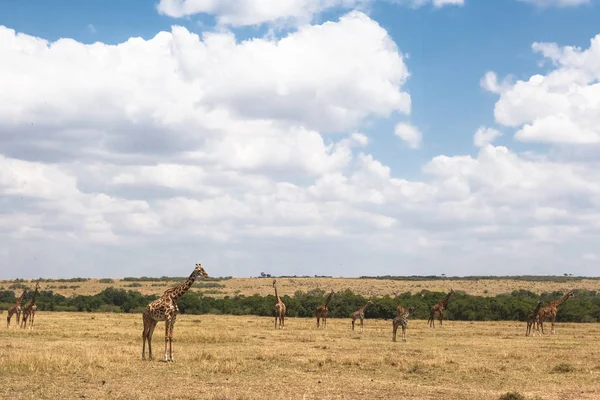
<box><xmin>473</xmin><ymin>126</ymin><xmax>502</xmax><ymax>148</ymax></box>
<box><xmin>157</xmin><ymin>0</ymin><xmax>463</xmax><ymax>26</ymax></box>
<box><xmin>485</xmin><ymin>34</ymin><xmax>600</xmax><ymax>145</ymax></box>
<box><xmin>394</xmin><ymin>122</ymin><xmax>422</xmax><ymax>149</ymax></box>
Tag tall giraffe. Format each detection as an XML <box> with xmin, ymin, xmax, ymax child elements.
<box><xmin>428</xmin><ymin>289</ymin><xmax>454</xmax><ymax>328</ymax></box>
<box><xmin>316</xmin><ymin>289</ymin><xmax>335</xmax><ymax>329</ymax></box>
<box><xmin>6</xmin><ymin>288</ymin><xmax>27</xmax><ymax>329</ymax></box>
<box><xmin>273</xmin><ymin>279</ymin><xmax>286</xmax><ymax>329</ymax></box>
<box><xmin>537</xmin><ymin>290</ymin><xmax>574</xmax><ymax>335</ymax></box>
<box><xmin>20</xmin><ymin>282</ymin><xmax>40</xmax><ymax>330</ymax></box>
<box><xmin>392</xmin><ymin>306</ymin><xmax>416</xmax><ymax>342</ymax></box>
<box><xmin>351</xmin><ymin>300</ymin><xmax>374</xmax><ymax>333</ymax></box>
<box><xmin>142</xmin><ymin>263</ymin><xmax>209</xmax><ymax>361</ymax></box>
<box><xmin>525</xmin><ymin>300</ymin><xmax>543</xmax><ymax>337</ymax></box>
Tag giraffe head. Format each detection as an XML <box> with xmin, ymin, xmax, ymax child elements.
<box><xmin>194</xmin><ymin>263</ymin><xmax>209</xmax><ymax>279</ymax></box>
<box><xmin>367</xmin><ymin>300</ymin><xmax>374</xmax><ymax>305</ymax></box>
<box><xmin>407</xmin><ymin>306</ymin><xmax>416</xmax><ymax>314</ymax></box>
<box><xmin>566</xmin><ymin>290</ymin><xmax>574</xmax><ymax>298</ymax></box>
<box><xmin>273</xmin><ymin>279</ymin><xmax>277</xmax><ymax>287</ymax></box>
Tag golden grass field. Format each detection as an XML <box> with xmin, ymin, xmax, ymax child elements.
<box><xmin>1</xmin><ymin>312</ymin><xmax>599</xmax><ymax>400</ymax></box>
<box><xmin>3</xmin><ymin>277</ymin><xmax>600</xmax><ymax>298</ymax></box>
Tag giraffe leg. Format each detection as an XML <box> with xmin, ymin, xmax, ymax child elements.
<box><xmin>163</xmin><ymin>318</ymin><xmax>171</xmax><ymax>362</ymax></box>
<box><xmin>168</xmin><ymin>316</ymin><xmax>176</xmax><ymax>362</ymax></box>
<box><xmin>142</xmin><ymin>315</ymin><xmax>150</xmax><ymax>360</ymax></box>
<box><xmin>324</xmin><ymin>315</ymin><xmax>327</xmax><ymax>329</ymax></box>
<box><xmin>30</xmin><ymin>312</ymin><xmax>35</xmax><ymax>330</ymax></box>
<box><xmin>148</xmin><ymin>321</ymin><xmax>157</xmax><ymax>360</ymax></box>
<box><xmin>275</xmin><ymin>314</ymin><xmax>278</xmax><ymax>329</ymax></box>
<box><xmin>352</xmin><ymin>318</ymin><xmax>355</xmax><ymax>331</ymax></box>
<box><xmin>360</xmin><ymin>316</ymin><xmax>364</xmax><ymax>333</ymax></box>
<box><xmin>392</xmin><ymin>319</ymin><xmax>399</xmax><ymax>342</ymax></box>
<box><xmin>402</xmin><ymin>326</ymin><xmax>407</xmax><ymax>342</ymax></box>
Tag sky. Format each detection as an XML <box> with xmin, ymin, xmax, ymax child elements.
<box><xmin>1</xmin><ymin>0</ymin><xmax>600</xmax><ymax>279</ymax></box>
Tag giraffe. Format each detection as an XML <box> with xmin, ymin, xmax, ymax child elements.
<box><xmin>427</xmin><ymin>289</ymin><xmax>454</xmax><ymax>328</ymax></box>
<box><xmin>273</xmin><ymin>279</ymin><xmax>286</xmax><ymax>329</ymax></box>
<box><xmin>316</xmin><ymin>289</ymin><xmax>335</xmax><ymax>329</ymax></box>
<box><xmin>351</xmin><ymin>300</ymin><xmax>374</xmax><ymax>333</ymax></box>
<box><xmin>392</xmin><ymin>306</ymin><xmax>416</xmax><ymax>342</ymax></box>
<box><xmin>6</xmin><ymin>288</ymin><xmax>27</xmax><ymax>329</ymax></box>
<box><xmin>20</xmin><ymin>282</ymin><xmax>40</xmax><ymax>330</ymax></box>
<box><xmin>142</xmin><ymin>263</ymin><xmax>209</xmax><ymax>361</ymax></box>
<box><xmin>525</xmin><ymin>300</ymin><xmax>543</xmax><ymax>337</ymax></box>
<box><xmin>536</xmin><ymin>290</ymin><xmax>574</xmax><ymax>335</ymax></box>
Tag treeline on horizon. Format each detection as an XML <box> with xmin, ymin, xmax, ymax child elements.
<box><xmin>1</xmin><ymin>287</ymin><xmax>600</xmax><ymax>323</ymax></box>
<box><xmin>4</xmin><ymin>274</ymin><xmax>600</xmax><ymax>283</ymax></box>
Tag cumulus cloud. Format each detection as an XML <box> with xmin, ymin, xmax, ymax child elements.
<box><xmin>484</xmin><ymin>34</ymin><xmax>600</xmax><ymax>145</ymax></box>
<box><xmin>394</xmin><ymin>122</ymin><xmax>422</xmax><ymax>149</ymax></box>
<box><xmin>2</xmin><ymin>14</ymin><xmax>600</xmax><ymax>278</ymax></box>
<box><xmin>157</xmin><ymin>0</ymin><xmax>463</xmax><ymax>26</ymax></box>
<box><xmin>473</xmin><ymin>126</ymin><xmax>502</xmax><ymax>148</ymax></box>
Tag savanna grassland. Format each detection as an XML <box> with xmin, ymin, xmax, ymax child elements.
<box><xmin>3</xmin><ymin>276</ymin><xmax>600</xmax><ymax>298</ymax></box>
<box><xmin>2</xmin><ymin>313</ymin><xmax>600</xmax><ymax>400</ymax></box>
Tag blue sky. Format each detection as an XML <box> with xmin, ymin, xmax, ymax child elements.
<box><xmin>1</xmin><ymin>0</ymin><xmax>600</xmax><ymax>278</ymax></box>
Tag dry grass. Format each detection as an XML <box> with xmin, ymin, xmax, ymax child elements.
<box><xmin>1</xmin><ymin>313</ymin><xmax>599</xmax><ymax>400</ymax></box>
<box><xmin>3</xmin><ymin>277</ymin><xmax>600</xmax><ymax>298</ymax></box>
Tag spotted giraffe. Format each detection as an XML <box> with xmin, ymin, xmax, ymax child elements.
<box><xmin>393</xmin><ymin>306</ymin><xmax>416</xmax><ymax>342</ymax></box>
<box><xmin>142</xmin><ymin>263</ymin><xmax>209</xmax><ymax>361</ymax></box>
<box><xmin>6</xmin><ymin>288</ymin><xmax>27</xmax><ymax>329</ymax></box>
<box><xmin>273</xmin><ymin>279</ymin><xmax>286</xmax><ymax>329</ymax></box>
<box><xmin>316</xmin><ymin>289</ymin><xmax>335</xmax><ymax>329</ymax></box>
<box><xmin>526</xmin><ymin>300</ymin><xmax>543</xmax><ymax>337</ymax></box>
<box><xmin>20</xmin><ymin>282</ymin><xmax>40</xmax><ymax>330</ymax></box>
<box><xmin>428</xmin><ymin>289</ymin><xmax>454</xmax><ymax>328</ymax></box>
<box><xmin>351</xmin><ymin>300</ymin><xmax>374</xmax><ymax>333</ymax></box>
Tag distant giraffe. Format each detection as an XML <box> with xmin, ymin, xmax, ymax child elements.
<box><xmin>392</xmin><ymin>290</ymin><xmax>405</xmax><ymax>316</ymax></box>
<box><xmin>273</xmin><ymin>279</ymin><xmax>286</xmax><ymax>329</ymax></box>
<box><xmin>537</xmin><ymin>290</ymin><xmax>574</xmax><ymax>335</ymax></box>
<box><xmin>393</xmin><ymin>306</ymin><xmax>416</xmax><ymax>342</ymax></box>
<box><xmin>142</xmin><ymin>263</ymin><xmax>209</xmax><ymax>361</ymax></box>
<box><xmin>351</xmin><ymin>300</ymin><xmax>374</xmax><ymax>333</ymax></box>
<box><xmin>20</xmin><ymin>282</ymin><xmax>40</xmax><ymax>330</ymax></box>
<box><xmin>428</xmin><ymin>289</ymin><xmax>454</xmax><ymax>328</ymax></box>
<box><xmin>6</xmin><ymin>288</ymin><xmax>27</xmax><ymax>329</ymax></box>
<box><xmin>526</xmin><ymin>300</ymin><xmax>543</xmax><ymax>337</ymax></box>
<box><xmin>316</xmin><ymin>289</ymin><xmax>334</xmax><ymax>329</ymax></box>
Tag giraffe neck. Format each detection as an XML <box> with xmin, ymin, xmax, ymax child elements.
<box><xmin>26</xmin><ymin>286</ymin><xmax>39</xmax><ymax>308</ymax></box>
<box><xmin>16</xmin><ymin>290</ymin><xmax>27</xmax><ymax>306</ymax></box>
<box><xmin>552</xmin><ymin>293</ymin><xmax>571</xmax><ymax>308</ymax></box>
<box><xmin>532</xmin><ymin>302</ymin><xmax>543</xmax><ymax>316</ymax></box>
<box><xmin>168</xmin><ymin>269</ymin><xmax>202</xmax><ymax>301</ymax></box>
<box><xmin>274</xmin><ymin>284</ymin><xmax>281</xmax><ymax>303</ymax></box>
<box><xmin>441</xmin><ymin>292</ymin><xmax>453</xmax><ymax>307</ymax></box>
<box><xmin>324</xmin><ymin>292</ymin><xmax>333</xmax><ymax>307</ymax></box>
<box><xmin>360</xmin><ymin>302</ymin><xmax>371</xmax><ymax>313</ymax></box>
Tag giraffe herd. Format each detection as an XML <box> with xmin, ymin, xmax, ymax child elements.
<box><xmin>4</xmin><ymin>265</ymin><xmax>579</xmax><ymax>362</ymax></box>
